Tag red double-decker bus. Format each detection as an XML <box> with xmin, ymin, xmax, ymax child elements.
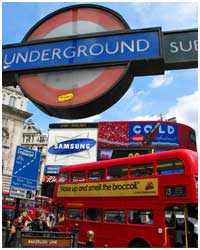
<box><xmin>2</xmin><ymin>191</ymin><xmax>16</xmax><ymax>226</ymax></box>
<box><xmin>2</xmin><ymin>191</ymin><xmax>51</xmax><ymax>225</ymax></box>
<box><xmin>53</xmin><ymin>149</ymin><xmax>198</xmax><ymax>248</ymax></box>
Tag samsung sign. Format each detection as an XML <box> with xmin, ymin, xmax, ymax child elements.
<box><xmin>48</xmin><ymin>138</ymin><xmax>96</xmax><ymax>155</ymax></box>
<box><xmin>3</xmin><ymin>31</ymin><xmax>160</xmax><ymax>72</ymax></box>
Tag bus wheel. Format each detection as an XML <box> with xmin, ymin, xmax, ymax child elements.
<box><xmin>129</xmin><ymin>238</ymin><xmax>151</xmax><ymax>248</ymax></box>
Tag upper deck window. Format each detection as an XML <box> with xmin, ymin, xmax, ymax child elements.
<box><xmin>130</xmin><ymin>163</ymin><xmax>154</xmax><ymax>177</ymax></box>
<box><xmin>58</xmin><ymin>172</ymin><xmax>68</xmax><ymax>183</ymax></box>
<box><xmin>157</xmin><ymin>159</ymin><xmax>184</xmax><ymax>175</ymax></box>
<box><xmin>107</xmin><ymin>165</ymin><xmax>128</xmax><ymax>179</ymax></box>
<box><xmin>71</xmin><ymin>171</ymin><xmax>85</xmax><ymax>182</ymax></box>
<box><xmin>88</xmin><ymin>169</ymin><xmax>105</xmax><ymax>180</ymax></box>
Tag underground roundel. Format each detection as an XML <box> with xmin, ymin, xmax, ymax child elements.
<box><xmin>17</xmin><ymin>4</ymin><xmax>134</xmax><ymax>119</ymax></box>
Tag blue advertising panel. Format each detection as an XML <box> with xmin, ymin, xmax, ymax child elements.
<box><xmin>48</xmin><ymin>138</ymin><xmax>96</xmax><ymax>155</ymax></box>
<box><xmin>128</xmin><ymin>123</ymin><xmax>179</xmax><ymax>146</ymax></box>
<box><xmin>44</xmin><ymin>165</ymin><xmax>62</xmax><ymax>175</ymax></box>
<box><xmin>10</xmin><ymin>146</ymin><xmax>41</xmax><ymax>200</ymax></box>
<box><xmin>3</xmin><ymin>30</ymin><xmax>160</xmax><ymax>72</ymax></box>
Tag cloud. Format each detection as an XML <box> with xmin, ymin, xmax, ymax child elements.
<box><xmin>122</xmin><ymin>86</ymin><xmax>147</xmax><ymax>114</ymax></box>
<box><xmin>149</xmin><ymin>72</ymin><xmax>174</xmax><ymax>88</ymax></box>
<box><xmin>132</xmin><ymin>91</ymin><xmax>198</xmax><ymax>134</ymax></box>
<box><xmin>166</xmin><ymin>91</ymin><xmax>198</xmax><ymax>133</ymax></box>
<box><xmin>131</xmin><ymin>102</ymin><xmax>144</xmax><ymax>113</ymax></box>
<box><xmin>129</xmin><ymin>2</ymin><xmax>197</xmax><ymax>30</ymax></box>
<box><xmin>132</xmin><ymin>114</ymin><xmax>162</xmax><ymax>121</ymax></box>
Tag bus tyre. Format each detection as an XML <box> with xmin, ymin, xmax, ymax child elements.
<box><xmin>129</xmin><ymin>239</ymin><xmax>150</xmax><ymax>248</ymax></box>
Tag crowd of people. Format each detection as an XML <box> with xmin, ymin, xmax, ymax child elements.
<box><xmin>3</xmin><ymin>205</ymin><xmax>198</xmax><ymax>248</ymax></box>
<box><xmin>4</xmin><ymin>208</ymin><xmax>57</xmax><ymax>248</ymax></box>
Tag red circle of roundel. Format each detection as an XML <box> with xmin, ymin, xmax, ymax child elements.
<box><xmin>17</xmin><ymin>5</ymin><xmax>134</xmax><ymax>119</ymax></box>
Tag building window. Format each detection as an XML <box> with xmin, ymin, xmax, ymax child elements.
<box><xmin>25</xmin><ymin>135</ymin><xmax>31</xmax><ymax>143</ymax></box>
<box><xmin>9</xmin><ymin>96</ymin><xmax>17</xmax><ymax>107</ymax></box>
<box><xmin>2</xmin><ymin>118</ymin><xmax>8</xmax><ymax>126</ymax></box>
<box><xmin>37</xmin><ymin>147</ymin><xmax>43</xmax><ymax>153</ymax></box>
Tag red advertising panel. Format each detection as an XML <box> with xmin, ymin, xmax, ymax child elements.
<box><xmin>98</xmin><ymin>121</ymin><xmax>196</xmax><ymax>160</ymax></box>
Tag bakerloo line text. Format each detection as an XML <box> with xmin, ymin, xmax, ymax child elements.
<box><xmin>4</xmin><ymin>39</ymin><xmax>150</xmax><ymax>64</ymax></box>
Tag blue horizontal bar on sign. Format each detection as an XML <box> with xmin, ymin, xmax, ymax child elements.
<box><xmin>44</xmin><ymin>165</ymin><xmax>62</xmax><ymax>175</ymax></box>
<box><xmin>3</xmin><ymin>30</ymin><xmax>160</xmax><ymax>72</ymax></box>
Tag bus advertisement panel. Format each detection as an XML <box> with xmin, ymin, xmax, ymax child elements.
<box><xmin>57</xmin><ymin>178</ymin><xmax>158</xmax><ymax>197</ymax></box>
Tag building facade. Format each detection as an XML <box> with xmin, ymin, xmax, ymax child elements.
<box><xmin>2</xmin><ymin>86</ymin><xmax>48</xmax><ymax>192</ymax></box>
<box><xmin>2</xmin><ymin>86</ymin><xmax>32</xmax><ymax>190</ymax></box>
<box><xmin>21</xmin><ymin>119</ymin><xmax>48</xmax><ymax>189</ymax></box>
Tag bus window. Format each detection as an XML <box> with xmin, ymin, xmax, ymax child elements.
<box><xmin>130</xmin><ymin>163</ymin><xmax>154</xmax><ymax>177</ymax></box>
<box><xmin>67</xmin><ymin>208</ymin><xmax>82</xmax><ymax>220</ymax></box>
<box><xmin>71</xmin><ymin>171</ymin><xmax>85</xmax><ymax>182</ymax></box>
<box><xmin>128</xmin><ymin>210</ymin><xmax>154</xmax><ymax>225</ymax></box>
<box><xmin>107</xmin><ymin>165</ymin><xmax>128</xmax><ymax>179</ymax></box>
<box><xmin>104</xmin><ymin>210</ymin><xmax>125</xmax><ymax>223</ymax></box>
<box><xmin>157</xmin><ymin>159</ymin><xmax>184</xmax><ymax>175</ymax></box>
<box><xmin>85</xmin><ymin>208</ymin><xmax>102</xmax><ymax>221</ymax></box>
<box><xmin>58</xmin><ymin>172</ymin><xmax>68</xmax><ymax>183</ymax></box>
<box><xmin>88</xmin><ymin>169</ymin><xmax>105</xmax><ymax>180</ymax></box>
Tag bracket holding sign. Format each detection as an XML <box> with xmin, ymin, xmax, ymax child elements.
<box><xmin>2</xmin><ymin>4</ymin><xmax>198</xmax><ymax>119</ymax></box>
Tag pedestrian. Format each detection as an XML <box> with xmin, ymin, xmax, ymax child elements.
<box><xmin>146</xmin><ymin>213</ymin><xmax>153</xmax><ymax>224</ymax></box>
<box><xmin>6</xmin><ymin>208</ymin><xmax>32</xmax><ymax>248</ymax></box>
<box><xmin>86</xmin><ymin>230</ymin><xmax>95</xmax><ymax>248</ymax></box>
<box><xmin>30</xmin><ymin>208</ymin><xmax>49</xmax><ymax>231</ymax></box>
<box><xmin>56</xmin><ymin>212</ymin><xmax>65</xmax><ymax>225</ymax></box>
<box><xmin>46</xmin><ymin>210</ymin><xmax>56</xmax><ymax>229</ymax></box>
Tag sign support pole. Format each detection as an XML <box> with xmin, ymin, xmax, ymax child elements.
<box><xmin>14</xmin><ymin>198</ymin><xmax>20</xmax><ymax>220</ymax></box>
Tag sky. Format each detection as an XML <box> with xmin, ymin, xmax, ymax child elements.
<box><xmin>2</xmin><ymin>1</ymin><xmax>198</xmax><ymax>136</ymax></box>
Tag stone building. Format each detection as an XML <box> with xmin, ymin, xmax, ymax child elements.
<box><xmin>2</xmin><ymin>86</ymin><xmax>32</xmax><ymax>190</ymax></box>
<box><xmin>2</xmin><ymin>86</ymin><xmax>48</xmax><ymax>192</ymax></box>
<box><xmin>21</xmin><ymin>119</ymin><xmax>48</xmax><ymax>190</ymax></box>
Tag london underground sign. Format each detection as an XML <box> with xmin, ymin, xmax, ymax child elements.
<box><xmin>3</xmin><ymin>30</ymin><xmax>160</xmax><ymax>72</ymax></box>
<box><xmin>3</xmin><ymin>5</ymin><xmax>135</xmax><ymax>119</ymax></box>
<box><xmin>163</xmin><ymin>29</ymin><xmax>198</xmax><ymax>69</ymax></box>
<box><xmin>2</xmin><ymin>4</ymin><xmax>198</xmax><ymax>119</ymax></box>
